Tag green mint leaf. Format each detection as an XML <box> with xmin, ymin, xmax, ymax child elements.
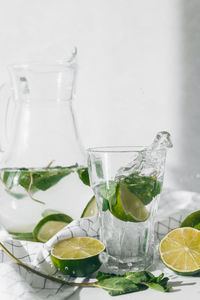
<box><xmin>96</xmin><ymin>271</ymin><xmax>170</xmax><ymax>295</ymax></box>
<box><xmin>19</xmin><ymin>167</ymin><xmax>74</xmax><ymax>192</ymax></box>
<box><xmin>1</xmin><ymin>164</ymin><xmax>78</xmax><ymax>198</ymax></box>
<box><xmin>96</xmin><ymin>276</ymin><xmax>143</xmax><ymax>296</ymax></box>
<box><xmin>95</xmin><ymin>161</ymin><xmax>104</xmax><ymax>178</ymax></box>
<box><xmin>102</xmin><ymin>198</ymin><xmax>109</xmax><ymax>211</ymax></box>
<box><xmin>122</xmin><ymin>172</ymin><xmax>162</xmax><ymax>205</ymax></box>
<box><xmin>77</xmin><ymin>167</ymin><xmax>90</xmax><ymax>186</ymax></box>
<box><xmin>96</xmin><ymin>272</ymin><xmax>115</xmax><ymax>281</ymax></box>
<box><xmin>99</xmin><ymin>182</ymin><xmax>118</xmax><ymax>207</ymax></box>
<box><xmin>125</xmin><ymin>271</ymin><xmax>153</xmax><ymax>284</ymax></box>
<box><xmin>145</xmin><ymin>282</ymin><xmax>169</xmax><ymax>292</ymax></box>
<box><xmin>154</xmin><ymin>272</ymin><xmax>164</xmax><ymax>283</ymax></box>
<box><xmin>145</xmin><ymin>273</ymin><xmax>170</xmax><ymax>292</ymax></box>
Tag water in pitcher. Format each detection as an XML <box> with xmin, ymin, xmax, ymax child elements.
<box><xmin>0</xmin><ymin>165</ymin><xmax>92</xmax><ymax>233</ymax></box>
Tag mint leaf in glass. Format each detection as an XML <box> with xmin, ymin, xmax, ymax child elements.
<box><xmin>122</xmin><ymin>172</ymin><xmax>162</xmax><ymax>205</ymax></box>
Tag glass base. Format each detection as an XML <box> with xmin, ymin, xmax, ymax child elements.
<box><xmin>99</xmin><ymin>252</ymin><xmax>154</xmax><ymax>274</ymax></box>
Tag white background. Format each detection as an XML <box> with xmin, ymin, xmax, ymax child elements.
<box><xmin>0</xmin><ymin>0</ymin><xmax>200</xmax><ymax>192</ymax></box>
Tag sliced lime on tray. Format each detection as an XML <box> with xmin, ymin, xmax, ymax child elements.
<box><xmin>159</xmin><ymin>227</ymin><xmax>200</xmax><ymax>275</ymax></box>
<box><xmin>51</xmin><ymin>237</ymin><xmax>105</xmax><ymax>277</ymax></box>
<box><xmin>33</xmin><ymin>213</ymin><xmax>73</xmax><ymax>243</ymax></box>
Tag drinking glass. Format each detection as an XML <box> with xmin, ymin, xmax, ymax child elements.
<box><xmin>88</xmin><ymin>145</ymin><xmax>168</xmax><ymax>273</ymax></box>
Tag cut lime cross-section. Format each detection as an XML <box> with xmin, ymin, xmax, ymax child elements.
<box><xmin>159</xmin><ymin>227</ymin><xmax>200</xmax><ymax>275</ymax></box>
<box><xmin>51</xmin><ymin>237</ymin><xmax>105</xmax><ymax>277</ymax></box>
<box><xmin>33</xmin><ymin>213</ymin><xmax>73</xmax><ymax>243</ymax></box>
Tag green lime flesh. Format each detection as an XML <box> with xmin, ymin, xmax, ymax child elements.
<box><xmin>51</xmin><ymin>237</ymin><xmax>105</xmax><ymax>277</ymax></box>
<box><xmin>33</xmin><ymin>213</ymin><xmax>73</xmax><ymax>242</ymax></box>
<box><xmin>81</xmin><ymin>196</ymin><xmax>98</xmax><ymax>218</ymax></box>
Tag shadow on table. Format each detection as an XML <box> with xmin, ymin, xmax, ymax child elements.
<box><xmin>66</xmin><ymin>287</ymin><xmax>81</xmax><ymax>300</ymax></box>
<box><xmin>169</xmin><ymin>280</ymin><xmax>196</xmax><ymax>293</ymax></box>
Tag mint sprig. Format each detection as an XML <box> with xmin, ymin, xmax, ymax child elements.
<box><xmin>96</xmin><ymin>271</ymin><xmax>170</xmax><ymax>295</ymax></box>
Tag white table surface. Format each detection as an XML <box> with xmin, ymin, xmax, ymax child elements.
<box><xmin>69</xmin><ymin>275</ymin><xmax>200</xmax><ymax>300</ymax></box>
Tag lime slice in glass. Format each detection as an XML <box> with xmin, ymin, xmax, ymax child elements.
<box><xmin>81</xmin><ymin>196</ymin><xmax>98</xmax><ymax>218</ymax></box>
<box><xmin>51</xmin><ymin>237</ymin><xmax>105</xmax><ymax>277</ymax></box>
<box><xmin>33</xmin><ymin>213</ymin><xmax>73</xmax><ymax>243</ymax></box>
<box><xmin>110</xmin><ymin>183</ymin><xmax>150</xmax><ymax>222</ymax></box>
<box><xmin>159</xmin><ymin>227</ymin><xmax>200</xmax><ymax>275</ymax></box>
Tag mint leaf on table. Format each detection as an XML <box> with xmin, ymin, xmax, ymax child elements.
<box><xmin>95</xmin><ymin>271</ymin><xmax>170</xmax><ymax>296</ymax></box>
<box><xmin>122</xmin><ymin>172</ymin><xmax>162</xmax><ymax>205</ymax></box>
<box><xmin>77</xmin><ymin>167</ymin><xmax>90</xmax><ymax>186</ymax></box>
<box><xmin>96</xmin><ymin>276</ymin><xmax>142</xmax><ymax>296</ymax></box>
<box><xmin>125</xmin><ymin>270</ymin><xmax>154</xmax><ymax>284</ymax></box>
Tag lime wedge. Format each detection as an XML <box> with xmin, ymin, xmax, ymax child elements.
<box><xmin>159</xmin><ymin>227</ymin><xmax>200</xmax><ymax>275</ymax></box>
<box><xmin>8</xmin><ymin>231</ymin><xmax>34</xmax><ymax>241</ymax></box>
<box><xmin>110</xmin><ymin>183</ymin><xmax>150</xmax><ymax>222</ymax></box>
<box><xmin>41</xmin><ymin>209</ymin><xmax>61</xmax><ymax>218</ymax></box>
<box><xmin>81</xmin><ymin>196</ymin><xmax>98</xmax><ymax>218</ymax></box>
<box><xmin>33</xmin><ymin>213</ymin><xmax>73</xmax><ymax>243</ymax></box>
<box><xmin>180</xmin><ymin>210</ymin><xmax>200</xmax><ymax>230</ymax></box>
<box><xmin>51</xmin><ymin>237</ymin><xmax>105</xmax><ymax>277</ymax></box>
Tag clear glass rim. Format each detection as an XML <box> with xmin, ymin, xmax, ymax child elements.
<box><xmin>87</xmin><ymin>146</ymin><xmax>148</xmax><ymax>153</ymax></box>
<box><xmin>87</xmin><ymin>146</ymin><xmax>167</xmax><ymax>154</ymax></box>
<box><xmin>8</xmin><ymin>47</ymin><xmax>77</xmax><ymax>71</ymax></box>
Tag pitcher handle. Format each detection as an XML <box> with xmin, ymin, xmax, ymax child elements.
<box><xmin>0</xmin><ymin>83</ymin><xmax>13</xmax><ymax>154</ymax></box>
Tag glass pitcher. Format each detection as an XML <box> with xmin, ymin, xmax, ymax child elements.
<box><xmin>0</xmin><ymin>50</ymin><xmax>93</xmax><ymax>236</ymax></box>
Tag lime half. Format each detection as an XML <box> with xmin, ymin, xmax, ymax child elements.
<box><xmin>51</xmin><ymin>237</ymin><xmax>105</xmax><ymax>277</ymax></box>
<box><xmin>180</xmin><ymin>210</ymin><xmax>200</xmax><ymax>230</ymax></box>
<box><xmin>110</xmin><ymin>183</ymin><xmax>150</xmax><ymax>222</ymax></box>
<box><xmin>33</xmin><ymin>213</ymin><xmax>73</xmax><ymax>243</ymax></box>
<box><xmin>81</xmin><ymin>196</ymin><xmax>98</xmax><ymax>218</ymax></box>
<box><xmin>159</xmin><ymin>227</ymin><xmax>200</xmax><ymax>275</ymax></box>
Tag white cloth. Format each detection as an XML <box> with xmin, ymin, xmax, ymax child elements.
<box><xmin>0</xmin><ymin>189</ymin><xmax>200</xmax><ymax>300</ymax></box>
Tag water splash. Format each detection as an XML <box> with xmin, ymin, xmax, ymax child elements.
<box><xmin>116</xmin><ymin>131</ymin><xmax>173</xmax><ymax>179</ymax></box>
<box><xmin>150</xmin><ymin>131</ymin><xmax>173</xmax><ymax>151</ymax></box>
